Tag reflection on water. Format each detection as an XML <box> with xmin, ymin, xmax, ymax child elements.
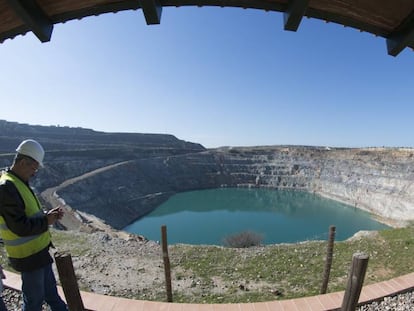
<box><xmin>124</xmin><ymin>188</ymin><xmax>389</xmax><ymax>245</ymax></box>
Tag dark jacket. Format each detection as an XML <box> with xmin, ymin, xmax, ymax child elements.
<box><xmin>0</xmin><ymin>169</ymin><xmax>52</xmax><ymax>272</ymax></box>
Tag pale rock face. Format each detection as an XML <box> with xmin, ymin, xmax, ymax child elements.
<box><xmin>310</xmin><ymin>149</ymin><xmax>414</xmax><ymax>226</ymax></box>
<box><xmin>40</xmin><ymin>146</ymin><xmax>414</xmax><ymax>229</ymax></box>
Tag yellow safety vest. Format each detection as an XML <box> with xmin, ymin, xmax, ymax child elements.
<box><xmin>0</xmin><ymin>172</ymin><xmax>51</xmax><ymax>259</ymax></box>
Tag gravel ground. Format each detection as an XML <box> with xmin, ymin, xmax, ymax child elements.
<box><xmin>356</xmin><ymin>291</ymin><xmax>414</xmax><ymax>311</ymax></box>
<box><xmin>1</xmin><ymin>287</ymin><xmax>413</xmax><ymax>310</ymax></box>
<box><xmin>1</xmin><ymin>288</ymin><xmax>51</xmax><ymax>310</ymax></box>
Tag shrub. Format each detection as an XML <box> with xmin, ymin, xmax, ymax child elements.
<box><xmin>222</xmin><ymin>230</ymin><xmax>263</xmax><ymax>248</ymax></box>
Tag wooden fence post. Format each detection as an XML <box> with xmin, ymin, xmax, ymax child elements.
<box><xmin>320</xmin><ymin>225</ymin><xmax>336</xmax><ymax>294</ymax></box>
<box><xmin>54</xmin><ymin>252</ymin><xmax>85</xmax><ymax>311</ymax></box>
<box><xmin>161</xmin><ymin>225</ymin><xmax>173</xmax><ymax>302</ymax></box>
<box><xmin>341</xmin><ymin>252</ymin><xmax>369</xmax><ymax>311</ymax></box>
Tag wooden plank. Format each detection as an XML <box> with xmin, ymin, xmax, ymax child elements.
<box><xmin>284</xmin><ymin>0</ymin><xmax>309</xmax><ymax>31</ymax></box>
<box><xmin>6</xmin><ymin>0</ymin><xmax>53</xmax><ymax>42</ymax></box>
<box><xmin>139</xmin><ymin>0</ymin><xmax>162</xmax><ymax>25</ymax></box>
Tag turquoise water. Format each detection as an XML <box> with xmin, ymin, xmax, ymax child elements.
<box><xmin>124</xmin><ymin>188</ymin><xmax>389</xmax><ymax>245</ymax></box>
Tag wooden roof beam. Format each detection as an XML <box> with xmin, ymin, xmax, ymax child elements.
<box><xmin>6</xmin><ymin>0</ymin><xmax>53</xmax><ymax>42</ymax></box>
<box><xmin>139</xmin><ymin>0</ymin><xmax>162</xmax><ymax>25</ymax></box>
<box><xmin>387</xmin><ymin>10</ymin><xmax>414</xmax><ymax>56</ymax></box>
<box><xmin>284</xmin><ymin>0</ymin><xmax>309</xmax><ymax>31</ymax></box>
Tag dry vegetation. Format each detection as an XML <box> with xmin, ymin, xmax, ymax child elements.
<box><xmin>2</xmin><ymin>224</ymin><xmax>411</xmax><ymax>304</ymax></box>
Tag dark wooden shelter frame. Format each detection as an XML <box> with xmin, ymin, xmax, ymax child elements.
<box><xmin>1</xmin><ymin>0</ymin><xmax>413</xmax><ymax>56</ymax></box>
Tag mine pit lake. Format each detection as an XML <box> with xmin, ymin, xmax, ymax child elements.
<box><xmin>124</xmin><ymin>188</ymin><xmax>389</xmax><ymax>245</ymax></box>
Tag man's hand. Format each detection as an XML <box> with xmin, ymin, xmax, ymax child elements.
<box><xmin>47</xmin><ymin>206</ymin><xmax>65</xmax><ymax>225</ymax></box>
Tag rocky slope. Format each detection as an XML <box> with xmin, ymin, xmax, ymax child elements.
<box><xmin>49</xmin><ymin>146</ymin><xmax>414</xmax><ymax>229</ymax></box>
<box><xmin>1</xmin><ymin>120</ymin><xmax>414</xmax><ymax>230</ymax></box>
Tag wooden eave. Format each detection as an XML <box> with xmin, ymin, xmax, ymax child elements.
<box><xmin>0</xmin><ymin>0</ymin><xmax>413</xmax><ymax>56</ymax></box>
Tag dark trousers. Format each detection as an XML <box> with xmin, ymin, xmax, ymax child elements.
<box><xmin>21</xmin><ymin>264</ymin><xmax>67</xmax><ymax>311</ymax></box>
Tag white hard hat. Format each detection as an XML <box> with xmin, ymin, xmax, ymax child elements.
<box><xmin>16</xmin><ymin>139</ymin><xmax>45</xmax><ymax>167</ymax></box>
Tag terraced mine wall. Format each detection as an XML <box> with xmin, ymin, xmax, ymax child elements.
<box><xmin>1</xmin><ymin>120</ymin><xmax>413</xmax><ymax>230</ymax></box>
<box><xmin>55</xmin><ymin>146</ymin><xmax>414</xmax><ymax>229</ymax></box>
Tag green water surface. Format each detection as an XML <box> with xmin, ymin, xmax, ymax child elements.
<box><xmin>124</xmin><ymin>188</ymin><xmax>389</xmax><ymax>245</ymax></box>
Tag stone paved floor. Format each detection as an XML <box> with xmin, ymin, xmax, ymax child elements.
<box><xmin>4</xmin><ymin>270</ymin><xmax>414</xmax><ymax>310</ymax></box>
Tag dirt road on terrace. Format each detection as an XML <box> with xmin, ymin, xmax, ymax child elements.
<box><xmin>40</xmin><ymin>161</ymin><xmax>133</xmax><ymax>231</ymax></box>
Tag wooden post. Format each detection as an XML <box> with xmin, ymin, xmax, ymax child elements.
<box><xmin>54</xmin><ymin>252</ymin><xmax>85</xmax><ymax>311</ymax></box>
<box><xmin>341</xmin><ymin>252</ymin><xmax>369</xmax><ymax>311</ymax></box>
<box><xmin>320</xmin><ymin>225</ymin><xmax>336</xmax><ymax>294</ymax></box>
<box><xmin>161</xmin><ymin>225</ymin><xmax>173</xmax><ymax>302</ymax></box>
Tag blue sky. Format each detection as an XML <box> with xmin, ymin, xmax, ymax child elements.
<box><xmin>1</xmin><ymin>7</ymin><xmax>413</xmax><ymax>148</ymax></box>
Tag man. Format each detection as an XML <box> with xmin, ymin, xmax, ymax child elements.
<box><xmin>0</xmin><ymin>139</ymin><xmax>68</xmax><ymax>311</ymax></box>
